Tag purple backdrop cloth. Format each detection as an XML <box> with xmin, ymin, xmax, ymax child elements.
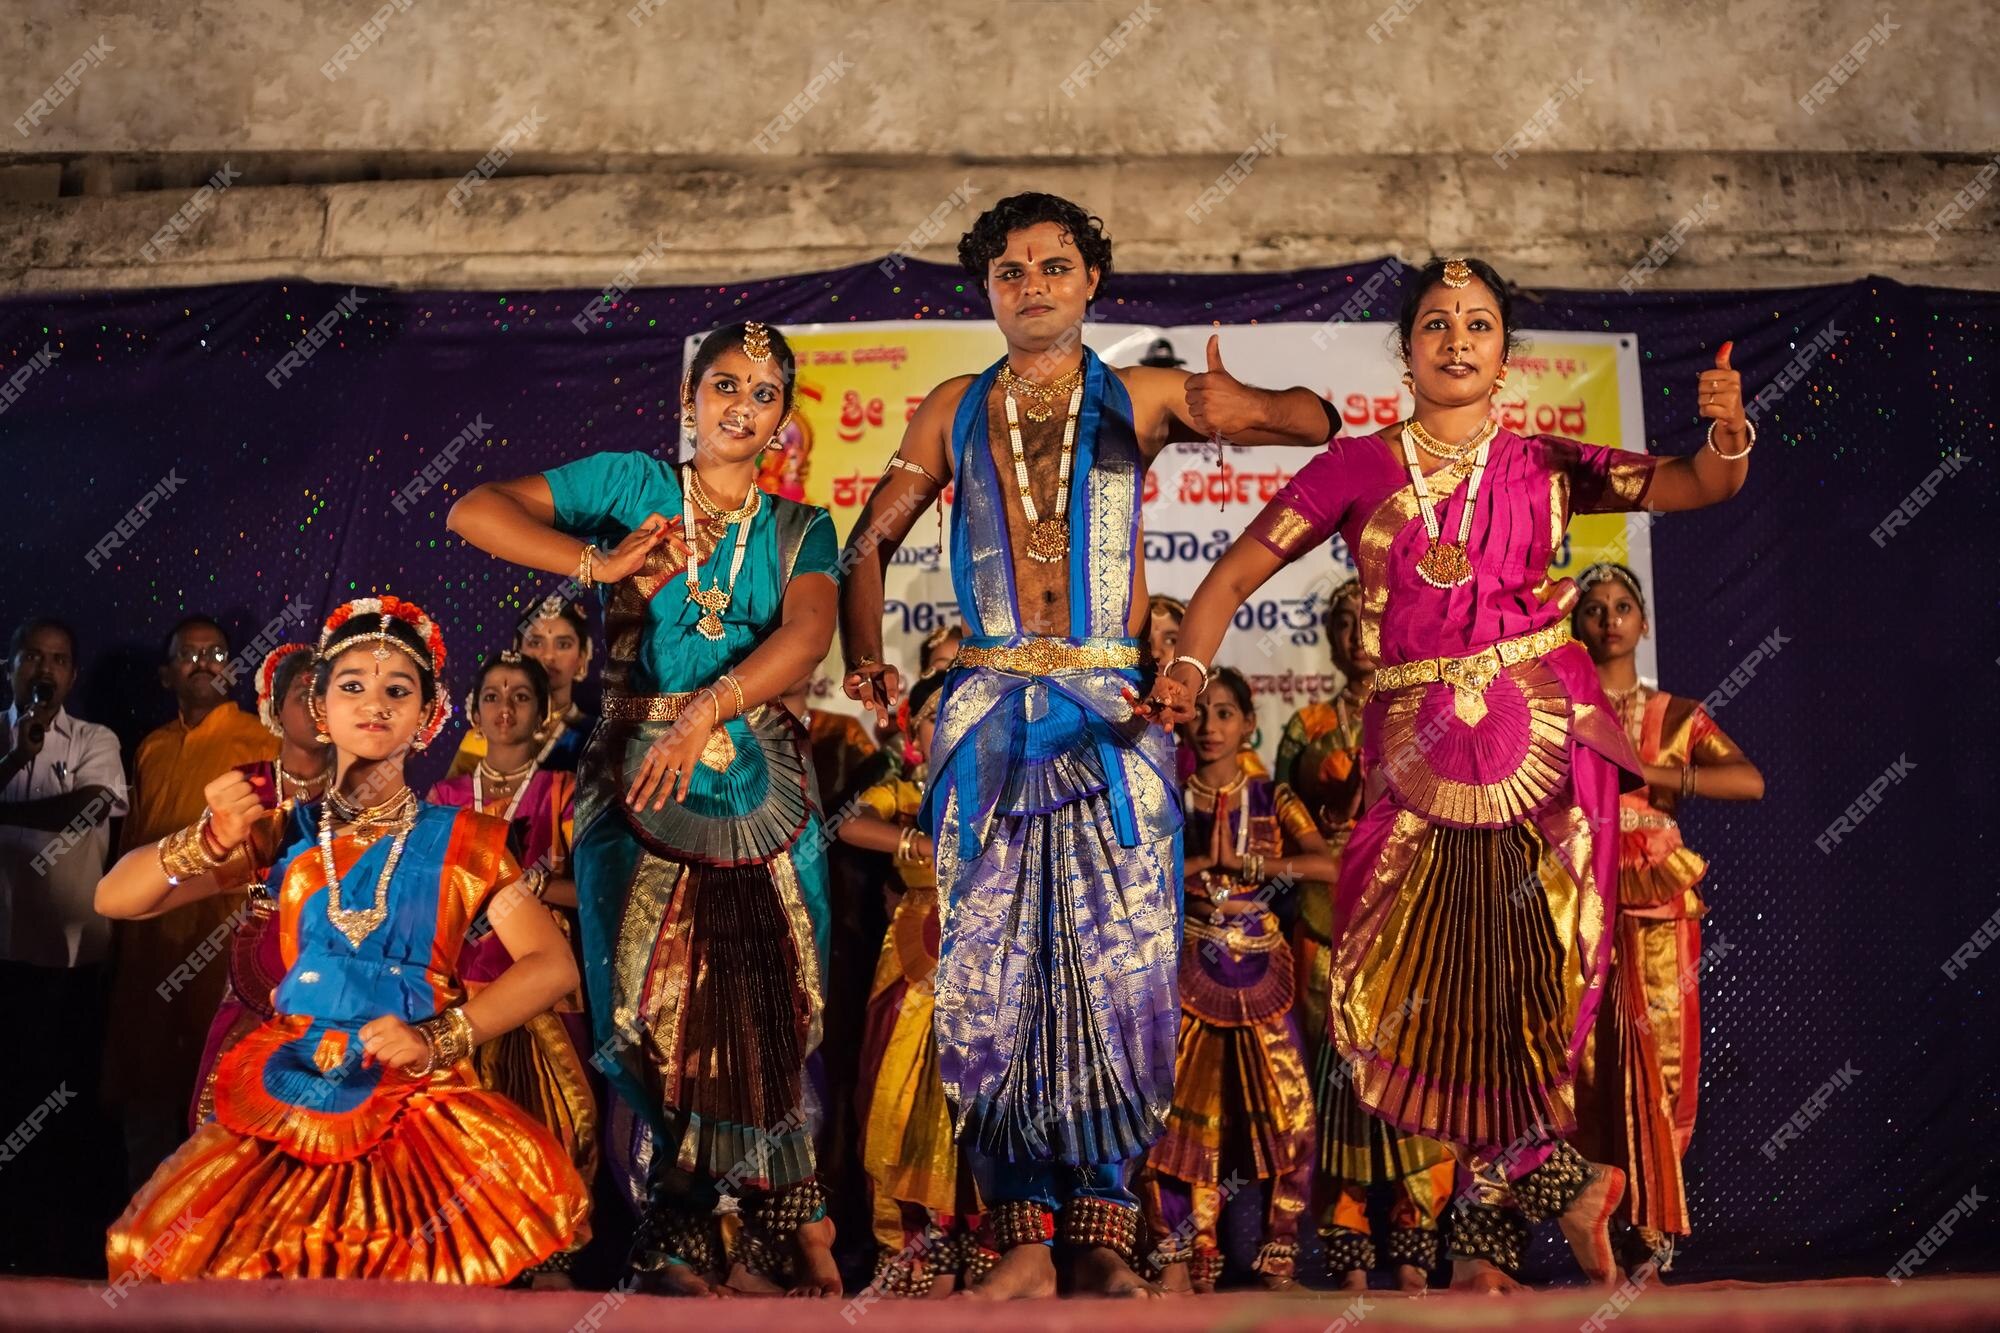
<box><xmin>1</xmin><ymin>259</ymin><xmax>1995</xmax><ymax>1281</ymax></box>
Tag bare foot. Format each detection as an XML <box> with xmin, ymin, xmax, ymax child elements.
<box><xmin>1558</xmin><ymin>1164</ymin><xmax>1627</xmax><ymax>1286</ymax></box>
<box><xmin>725</xmin><ymin>1262</ymin><xmax>785</xmax><ymax>1296</ymax></box>
<box><xmin>788</xmin><ymin>1216</ymin><xmax>842</xmax><ymax>1297</ymax></box>
<box><xmin>642</xmin><ymin>1261</ymin><xmax>730</xmax><ymax>1298</ymax></box>
<box><xmin>1394</xmin><ymin>1262</ymin><xmax>1429</xmax><ymax>1293</ymax></box>
<box><xmin>1156</xmin><ymin>1260</ymin><xmax>1192</xmax><ymax>1295</ymax></box>
<box><xmin>962</xmin><ymin>1244</ymin><xmax>1057</xmax><ymax>1300</ymax></box>
<box><xmin>1450</xmin><ymin>1258</ymin><xmax>1522</xmax><ymax>1294</ymax></box>
<box><xmin>1338</xmin><ymin>1267</ymin><xmax>1369</xmax><ymax>1292</ymax></box>
<box><xmin>1071</xmin><ymin>1245</ymin><xmax>1159</xmax><ymax>1298</ymax></box>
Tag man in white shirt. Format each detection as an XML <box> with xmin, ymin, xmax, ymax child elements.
<box><xmin>1</xmin><ymin>618</ymin><xmax>127</xmax><ymax>967</ymax></box>
<box><xmin>0</xmin><ymin>616</ymin><xmax>128</xmax><ymax>1277</ymax></box>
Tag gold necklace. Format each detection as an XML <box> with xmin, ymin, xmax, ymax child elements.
<box><xmin>327</xmin><ymin>786</ymin><xmax>412</xmax><ymax>827</ymax></box>
<box><xmin>319</xmin><ymin>787</ymin><xmax>417</xmax><ymax>949</ymax></box>
<box><xmin>1185</xmin><ymin>765</ymin><xmax>1250</xmax><ymax>813</ymax></box>
<box><xmin>276</xmin><ymin>759</ymin><xmax>329</xmax><ymax>805</ymax></box>
<box><xmin>1606</xmin><ymin>681</ymin><xmax>1647</xmax><ymax>745</ymax></box>
<box><xmin>687</xmin><ymin>468</ymin><xmax>760</xmax><ymax>523</ymax></box>
<box><xmin>998</xmin><ymin>363</ymin><xmax>1084</xmax><ymax>424</ymax></box>
<box><xmin>1399</xmin><ymin>421</ymin><xmax>1496</xmax><ymax>589</ymax></box>
<box><xmin>477</xmin><ymin>756</ymin><xmax>537</xmax><ymax>784</ymax></box>
<box><xmin>1406</xmin><ymin>416</ymin><xmax>1497</xmax><ymax>480</ymax></box>
<box><xmin>1002</xmin><ymin>382</ymin><xmax>1083</xmax><ymax>564</ymax></box>
<box><xmin>681</xmin><ymin>464</ymin><xmax>759</xmax><ymax>640</ymax></box>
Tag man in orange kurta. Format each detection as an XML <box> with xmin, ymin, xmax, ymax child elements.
<box><xmin>103</xmin><ymin>616</ymin><xmax>276</xmax><ymax>1184</ymax></box>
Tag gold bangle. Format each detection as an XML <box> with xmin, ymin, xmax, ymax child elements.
<box><xmin>576</xmin><ymin>542</ymin><xmax>598</xmax><ymax>590</ymax></box>
<box><xmin>209</xmin><ymin>839</ymin><xmax>260</xmax><ymax>894</ymax></box>
<box><xmin>158</xmin><ymin>810</ymin><xmax>224</xmax><ymax>884</ymax></box>
<box><xmin>413</xmin><ymin>1005</ymin><xmax>476</xmax><ymax>1075</ymax></box>
<box><xmin>717</xmin><ymin>672</ymin><xmax>747</xmax><ymax>719</ymax></box>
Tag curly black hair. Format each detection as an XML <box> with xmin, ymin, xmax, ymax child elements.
<box><xmin>957</xmin><ymin>193</ymin><xmax>1113</xmax><ymax>289</ymax></box>
<box><xmin>1394</xmin><ymin>256</ymin><xmax>1528</xmax><ymax>362</ymax></box>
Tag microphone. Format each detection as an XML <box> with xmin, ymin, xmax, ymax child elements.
<box><xmin>23</xmin><ymin>679</ymin><xmax>55</xmax><ymax>746</ymax></box>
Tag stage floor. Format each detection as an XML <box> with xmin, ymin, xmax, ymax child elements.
<box><xmin>4</xmin><ymin>1275</ymin><xmax>1997</xmax><ymax>1332</ymax></box>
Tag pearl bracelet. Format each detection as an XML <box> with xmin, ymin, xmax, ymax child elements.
<box><xmin>1706</xmin><ymin>417</ymin><xmax>1756</xmax><ymax>461</ymax></box>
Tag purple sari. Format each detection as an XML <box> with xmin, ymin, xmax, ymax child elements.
<box><xmin>1248</xmin><ymin>427</ymin><xmax>1653</xmax><ymax>1174</ymax></box>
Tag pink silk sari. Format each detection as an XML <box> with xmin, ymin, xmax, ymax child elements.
<box><xmin>1247</xmin><ymin>427</ymin><xmax>1654</xmax><ymax>1172</ymax></box>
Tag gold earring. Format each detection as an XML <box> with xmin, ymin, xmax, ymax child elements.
<box><xmin>1492</xmin><ymin>368</ymin><xmax>1508</xmax><ymax>396</ymax></box>
<box><xmin>1400</xmin><ymin>370</ymin><xmax>1414</xmax><ymax>391</ymax></box>
<box><xmin>308</xmin><ymin>695</ymin><xmax>330</xmax><ymax>744</ymax></box>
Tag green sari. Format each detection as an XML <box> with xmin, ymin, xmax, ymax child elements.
<box><xmin>546</xmin><ymin>449</ymin><xmax>838</xmax><ymax>1198</ymax></box>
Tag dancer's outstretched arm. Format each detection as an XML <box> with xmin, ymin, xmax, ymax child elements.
<box><xmin>1641</xmin><ymin>342</ymin><xmax>1754</xmax><ymax>511</ymax></box>
<box><xmin>1130</xmin><ymin>334</ymin><xmax>1336</xmax><ymax>453</ymax></box>
<box><xmin>448</xmin><ymin>475</ymin><xmax>670</xmax><ymax>583</ymax></box>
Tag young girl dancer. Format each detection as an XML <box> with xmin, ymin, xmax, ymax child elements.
<box><xmin>99</xmin><ymin>596</ymin><xmax>588</xmax><ymax>1283</ymax></box>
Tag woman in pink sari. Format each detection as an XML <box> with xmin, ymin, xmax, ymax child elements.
<box><xmin>1140</xmin><ymin>257</ymin><xmax>1757</xmax><ymax>1291</ymax></box>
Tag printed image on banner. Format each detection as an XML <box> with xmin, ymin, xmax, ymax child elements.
<box><xmin>685</xmin><ymin>319</ymin><xmax>1651</xmax><ymax>766</ymax></box>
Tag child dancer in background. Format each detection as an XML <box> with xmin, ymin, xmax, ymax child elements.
<box><xmin>446</xmin><ymin>596</ymin><xmax>597</xmax><ymax>778</ymax></box>
<box><xmin>187</xmin><ymin>643</ymin><xmax>331</xmax><ymax>1131</ymax></box>
<box><xmin>98</xmin><ymin>596</ymin><xmax>588</xmax><ymax>1284</ymax></box>
<box><xmin>427</xmin><ymin>649</ymin><xmax>597</xmax><ymax>1287</ymax></box>
<box><xmin>840</xmin><ymin>671</ymin><xmax>985</xmax><ymax>1296</ymax></box>
<box><xmin>1571</xmin><ymin>563</ymin><xmax>1764</xmax><ymax>1273</ymax></box>
<box><xmin>1144</xmin><ymin>667</ymin><xmax>1335</xmax><ymax>1292</ymax></box>
<box><xmin>1274</xmin><ymin>581</ymin><xmax>1455</xmax><ymax>1291</ymax></box>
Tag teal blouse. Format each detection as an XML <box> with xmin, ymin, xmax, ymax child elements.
<box><xmin>544</xmin><ymin>450</ymin><xmax>839</xmax><ymax>693</ymax></box>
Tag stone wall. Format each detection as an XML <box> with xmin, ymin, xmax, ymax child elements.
<box><xmin>4</xmin><ymin>0</ymin><xmax>1995</xmax><ymax>293</ymax></box>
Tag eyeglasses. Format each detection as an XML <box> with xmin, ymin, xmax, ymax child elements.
<box><xmin>172</xmin><ymin>646</ymin><xmax>231</xmax><ymax>666</ymax></box>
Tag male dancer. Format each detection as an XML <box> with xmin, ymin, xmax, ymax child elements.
<box><xmin>839</xmin><ymin>193</ymin><xmax>1336</xmax><ymax>1297</ymax></box>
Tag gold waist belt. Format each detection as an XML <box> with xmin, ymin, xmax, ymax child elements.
<box><xmin>1621</xmin><ymin>806</ymin><xmax>1679</xmax><ymax>833</ymax></box>
<box><xmin>1372</xmin><ymin>622</ymin><xmax>1572</xmax><ymax>696</ymax></box>
<box><xmin>952</xmin><ymin>638</ymin><xmax>1140</xmax><ymax>675</ymax></box>
<box><xmin>601</xmin><ymin>690</ymin><xmax>698</xmax><ymax>722</ymax></box>
<box><xmin>1184</xmin><ymin>911</ymin><xmax>1286</xmax><ymax>954</ymax></box>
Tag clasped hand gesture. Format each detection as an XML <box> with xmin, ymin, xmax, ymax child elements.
<box><xmin>843</xmin><ymin>661</ymin><xmax>903</xmax><ymax>730</ymax></box>
<box><xmin>593</xmin><ymin>512</ymin><xmax>679</xmax><ymax>584</ymax></box>
<box><xmin>1126</xmin><ymin>660</ymin><xmax>1203</xmax><ymax>728</ymax></box>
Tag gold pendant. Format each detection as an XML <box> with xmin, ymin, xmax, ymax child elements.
<box><xmin>688</xmin><ymin>585</ymin><xmax>730</xmax><ymax>638</ymax></box>
<box><xmin>1452</xmin><ymin>684</ymin><xmax>1490</xmax><ymax>728</ymax></box>
<box><xmin>1416</xmin><ymin>541</ymin><xmax>1473</xmax><ymax>588</ymax></box>
<box><xmin>1021</xmin><ymin>400</ymin><xmax>1054</xmax><ymax>424</ymax></box>
<box><xmin>1025</xmin><ymin>519</ymin><xmax>1069</xmax><ymax>564</ymax></box>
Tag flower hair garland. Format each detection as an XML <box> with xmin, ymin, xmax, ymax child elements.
<box><xmin>317</xmin><ymin>594</ymin><xmax>453</xmax><ymax>750</ymax></box>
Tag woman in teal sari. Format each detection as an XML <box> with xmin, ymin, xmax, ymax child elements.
<box><xmin>450</xmin><ymin>321</ymin><xmax>843</xmax><ymax>1297</ymax></box>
